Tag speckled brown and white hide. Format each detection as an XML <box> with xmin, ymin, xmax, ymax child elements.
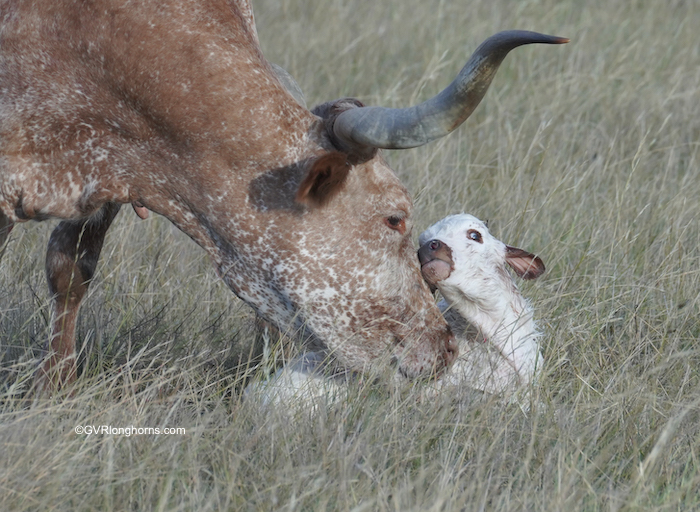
<box><xmin>0</xmin><ymin>0</ymin><xmax>455</xmax><ymax>389</ymax></box>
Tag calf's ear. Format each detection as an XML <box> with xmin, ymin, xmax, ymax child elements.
<box><xmin>296</xmin><ymin>152</ymin><xmax>351</xmax><ymax>208</ymax></box>
<box><xmin>505</xmin><ymin>246</ymin><xmax>545</xmax><ymax>280</ymax></box>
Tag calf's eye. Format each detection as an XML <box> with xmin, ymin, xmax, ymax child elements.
<box><xmin>467</xmin><ymin>229</ymin><xmax>483</xmax><ymax>243</ymax></box>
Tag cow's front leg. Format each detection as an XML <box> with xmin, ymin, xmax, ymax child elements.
<box><xmin>36</xmin><ymin>203</ymin><xmax>121</xmax><ymax>390</ymax></box>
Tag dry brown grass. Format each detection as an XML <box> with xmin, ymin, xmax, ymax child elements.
<box><xmin>2</xmin><ymin>0</ymin><xmax>700</xmax><ymax>510</ymax></box>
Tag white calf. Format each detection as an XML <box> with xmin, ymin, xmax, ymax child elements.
<box><xmin>418</xmin><ymin>213</ymin><xmax>545</xmax><ymax>395</ymax></box>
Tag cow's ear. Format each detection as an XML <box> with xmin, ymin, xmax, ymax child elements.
<box><xmin>505</xmin><ymin>246</ymin><xmax>545</xmax><ymax>280</ymax></box>
<box><xmin>296</xmin><ymin>152</ymin><xmax>351</xmax><ymax>208</ymax></box>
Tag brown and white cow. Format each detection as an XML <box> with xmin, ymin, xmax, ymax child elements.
<box><xmin>0</xmin><ymin>0</ymin><xmax>567</xmax><ymax>389</ymax></box>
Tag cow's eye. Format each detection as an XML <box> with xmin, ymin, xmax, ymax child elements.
<box><xmin>467</xmin><ymin>229</ymin><xmax>483</xmax><ymax>243</ymax></box>
<box><xmin>385</xmin><ymin>215</ymin><xmax>406</xmax><ymax>234</ymax></box>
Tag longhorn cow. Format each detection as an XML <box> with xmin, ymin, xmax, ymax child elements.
<box><xmin>0</xmin><ymin>0</ymin><xmax>567</xmax><ymax>388</ymax></box>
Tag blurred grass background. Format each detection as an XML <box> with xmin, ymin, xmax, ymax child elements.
<box><xmin>1</xmin><ymin>0</ymin><xmax>699</xmax><ymax>509</ymax></box>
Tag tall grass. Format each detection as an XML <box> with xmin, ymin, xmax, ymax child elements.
<box><xmin>1</xmin><ymin>0</ymin><xmax>699</xmax><ymax>509</ymax></box>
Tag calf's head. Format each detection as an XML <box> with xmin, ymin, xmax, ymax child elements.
<box><xmin>418</xmin><ymin>214</ymin><xmax>545</xmax><ymax>314</ymax></box>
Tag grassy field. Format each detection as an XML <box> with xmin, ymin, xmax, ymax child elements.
<box><xmin>2</xmin><ymin>0</ymin><xmax>700</xmax><ymax>510</ymax></box>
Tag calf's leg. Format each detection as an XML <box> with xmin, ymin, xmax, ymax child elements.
<box><xmin>36</xmin><ymin>203</ymin><xmax>121</xmax><ymax>389</ymax></box>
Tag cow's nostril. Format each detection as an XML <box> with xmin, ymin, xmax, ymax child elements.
<box><xmin>429</xmin><ymin>240</ymin><xmax>441</xmax><ymax>251</ymax></box>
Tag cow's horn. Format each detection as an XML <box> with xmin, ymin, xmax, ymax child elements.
<box><xmin>332</xmin><ymin>30</ymin><xmax>568</xmax><ymax>150</ymax></box>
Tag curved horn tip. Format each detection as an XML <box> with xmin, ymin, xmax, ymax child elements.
<box><xmin>492</xmin><ymin>30</ymin><xmax>569</xmax><ymax>45</ymax></box>
<box><xmin>548</xmin><ymin>35</ymin><xmax>570</xmax><ymax>44</ymax></box>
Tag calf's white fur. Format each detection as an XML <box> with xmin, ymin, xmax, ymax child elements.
<box><xmin>418</xmin><ymin>214</ymin><xmax>545</xmax><ymax>395</ymax></box>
